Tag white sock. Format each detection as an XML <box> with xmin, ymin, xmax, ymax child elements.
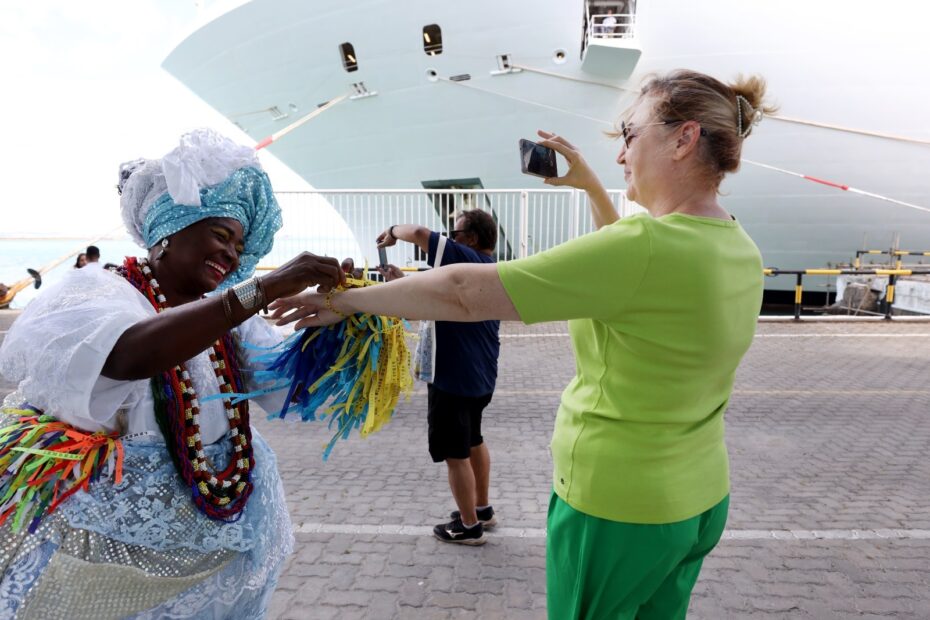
<box><xmin>462</xmin><ymin>520</ymin><xmax>480</xmax><ymax>530</ymax></box>
<box><xmin>476</xmin><ymin>505</ymin><xmax>490</xmax><ymax>511</ymax></box>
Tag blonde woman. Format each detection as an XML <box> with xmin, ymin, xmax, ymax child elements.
<box><xmin>273</xmin><ymin>69</ymin><xmax>774</xmax><ymax>619</ymax></box>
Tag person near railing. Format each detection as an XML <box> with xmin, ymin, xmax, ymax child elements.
<box><xmin>85</xmin><ymin>244</ymin><xmax>101</xmax><ymax>266</ymax></box>
<box><xmin>373</xmin><ymin>210</ymin><xmax>501</xmax><ymax>546</ymax></box>
<box><xmin>0</xmin><ymin>128</ymin><xmax>344</xmax><ymax>618</ymax></box>
<box><xmin>599</xmin><ymin>7</ymin><xmax>618</xmax><ymax>35</ymax></box>
<box><xmin>271</xmin><ymin>68</ymin><xmax>775</xmax><ymax>618</ymax></box>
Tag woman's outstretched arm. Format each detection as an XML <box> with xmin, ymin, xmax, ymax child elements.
<box><xmin>270</xmin><ymin>262</ymin><xmax>521</xmax><ymax>328</ymax></box>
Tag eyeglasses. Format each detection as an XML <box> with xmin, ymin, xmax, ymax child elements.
<box><xmin>620</xmin><ymin>120</ymin><xmax>707</xmax><ymax>149</ymax></box>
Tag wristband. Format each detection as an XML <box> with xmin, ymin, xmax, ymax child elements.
<box><xmin>388</xmin><ymin>225</ymin><xmax>397</xmax><ymax>240</ymax></box>
<box><xmin>324</xmin><ymin>289</ymin><xmax>348</xmax><ymax>318</ymax></box>
<box><xmin>230</xmin><ymin>278</ymin><xmax>263</xmax><ymax>312</ymax></box>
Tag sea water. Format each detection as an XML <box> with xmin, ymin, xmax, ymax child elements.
<box><xmin>0</xmin><ymin>233</ymin><xmax>364</xmax><ymax>309</ymax></box>
<box><xmin>0</xmin><ymin>238</ymin><xmax>142</xmax><ymax>309</ymax></box>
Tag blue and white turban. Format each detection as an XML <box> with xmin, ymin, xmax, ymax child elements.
<box><xmin>118</xmin><ymin>129</ymin><xmax>283</xmax><ymax>288</ymax></box>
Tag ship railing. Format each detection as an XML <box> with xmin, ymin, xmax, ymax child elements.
<box><xmin>262</xmin><ymin>188</ymin><xmax>642</xmax><ymax>270</ymax></box>
<box><xmin>763</xmin><ymin>267</ymin><xmax>930</xmax><ymax>320</ymax></box>
<box><xmin>586</xmin><ymin>13</ymin><xmax>636</xmax><ymax>41</ymax></box>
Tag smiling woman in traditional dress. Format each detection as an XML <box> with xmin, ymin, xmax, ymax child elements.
<box><xmin>0</xmin><ymin>129</ymin><xmax>343</xmax><ymax>619</ymax></box>
<box><xmin>271</xmin><ymin>70</ymin><xmax>774</xmax><ymax>619</ymax></box>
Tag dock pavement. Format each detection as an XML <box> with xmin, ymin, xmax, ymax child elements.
<box><xmin>1</xmin><ymin>310</ymin><xmax>928</xmax><ymax>619</ymax></box>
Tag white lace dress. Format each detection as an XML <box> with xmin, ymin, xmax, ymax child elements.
<box><xmin>0</xmin><ymin>265</ymin><xmax>294</xmax><ymax>619</ymax></box>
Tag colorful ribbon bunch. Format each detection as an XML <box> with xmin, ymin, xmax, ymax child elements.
<box><xmin>0</xmin><ymin>411</ymin><xmax>124</xmax><ymax>533</ymax></box>
<box><xmin>251</xmin><ymin>278</ymin><xmax>413</xmax><ymax>459</ymax></box>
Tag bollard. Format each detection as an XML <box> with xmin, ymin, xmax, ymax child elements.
<box><xmin>884</xmin><ymin>274</ymin><xmax>896</xmax><ymax>320</ymax></box>
<box><xmin>794</xmin><ymin>273</ymin><xmax>803</xmax><ymax>320</ymax></box>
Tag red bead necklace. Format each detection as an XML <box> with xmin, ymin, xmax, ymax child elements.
<box><xmin>120</xmin><ymin>257</ymin><xmax>254</xmax><ymax>521</ymax></box>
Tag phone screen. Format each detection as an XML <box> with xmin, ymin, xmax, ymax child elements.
<box><xmin>519</xmin><ymin>139</ymin><xmax>558</xmax><ymax>178</ymax></box>
<box><xmin>378</xmin><ymin>247</ymin><xmax>388</xmax><ymax>267</ymax></box>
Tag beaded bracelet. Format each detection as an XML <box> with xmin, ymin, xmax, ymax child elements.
<box><xmin>324</xmin><ymin>289</ymin><xmax>348</xmax><ymax>318</ymax></box>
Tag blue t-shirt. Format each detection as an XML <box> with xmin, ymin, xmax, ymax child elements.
<box><xmin>427</xmin><ymin>231</ymin><xmax>500</xmax><ymax>397</ymax></box>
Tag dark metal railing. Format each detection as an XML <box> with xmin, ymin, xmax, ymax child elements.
<box><xmin>763</xmin><ymin>268</ymin><xmax>930</xmax><ymax>320</ymax></box>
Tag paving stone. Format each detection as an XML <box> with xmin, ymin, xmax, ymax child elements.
<box><xmin>4</xmin><ymin>313</ymin><xmax>930</xmax><ymax>618</ymax></box>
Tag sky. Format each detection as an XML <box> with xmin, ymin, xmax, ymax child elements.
<box><xmin>0</xmin><ymin>1</ymin><xmax>313</xmax><ymax>237</ymax></box>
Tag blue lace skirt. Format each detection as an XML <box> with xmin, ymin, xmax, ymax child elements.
<box><xmin>0</xmin><ymin>428</ymin><xmax>294</xmax><ymax>619</ymax></box>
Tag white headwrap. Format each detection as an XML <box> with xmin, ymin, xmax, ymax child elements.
<box><xmin>118</xmin><ymin>129</ymin><xmax>262</xmax><ymax>248</ymax></box>
<box><xmin>117</xmin><ymin>128</ymin><xmax>282</xmax><ymax>287</ymax></box>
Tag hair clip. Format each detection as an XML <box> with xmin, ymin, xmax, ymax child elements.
<box><xmin>735</xmin><ymin>95</ymin><xmax>763</xmax><ymax>138</ymax></box>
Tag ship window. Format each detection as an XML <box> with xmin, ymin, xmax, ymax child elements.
<box><xmin>423</xmin><ymin>24</ymin><xmax>443</xmax><ymax>56</ymax></box>
<box><xmin>339</xmin><ymin>42</ymin><xmax>358</xmax><ymax>72</ymax></box>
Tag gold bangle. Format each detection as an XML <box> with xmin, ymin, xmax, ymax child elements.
<box><xmin>221</xmin><ymin>288</ymin><xmax>234</xmax><ymax>323</ymax></box>
<box><xmin>324</xmin><ymin>289</ymin><xmax>348</xmax><ymax>318</ymax></box>
<box><xmin>255</xmin><ymin>277</ymin><xmax>269</xmax><ymax>314</ymax></box>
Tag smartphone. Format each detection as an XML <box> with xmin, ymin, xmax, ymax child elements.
<box><xmin>519</xmin><ymin>138</ymin><xmax>558</xmax><ymax>178</ymax></box>
<box><xmin>378</xmin><ymin>246</ymin><xmax>388</xmax><ymax>267</ymax></box>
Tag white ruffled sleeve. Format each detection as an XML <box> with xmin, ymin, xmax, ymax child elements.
<box><xmin>0</xmin><ymin>267</ymin><xmax>152</xmax><ymax>432</ymax></box>
<box><xmin>234</xmin><ymin>314</ymin><xmax>288</xmax><ymax>416</ymax></box>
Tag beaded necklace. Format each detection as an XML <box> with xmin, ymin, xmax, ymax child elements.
<box><xmin>118</xmin><ymin>257</ymin><xmax>254</xmax><ymax>521</ymax></box>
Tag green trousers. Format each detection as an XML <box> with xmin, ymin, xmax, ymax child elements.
<box><xmin>547</xmin><ymin>492</ymin><xmax>729</xmax><ymax>620</ymax></box>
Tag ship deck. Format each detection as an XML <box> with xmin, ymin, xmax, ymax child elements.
<box><xmin>2</xmin><ymin>311</ymin><xmax>928</xmax><ymax>619</ymax></box>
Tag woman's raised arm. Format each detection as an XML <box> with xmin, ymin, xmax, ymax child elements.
<box><xmin>537</xmin><ymin>130</ymin><xmax>619</xmax><ymax>230</ymax></box>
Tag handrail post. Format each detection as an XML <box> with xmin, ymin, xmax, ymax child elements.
<box><xmin>794</xmin><ymin>273</ymin><xmax>803</xmax><ymax>320</ymax></box>
<box><xmin>569</xmin><ymin>189</ymin><xmax>579</xmax><ymax>241</ymax></box>
<box><xmin>884</xmin><ymin>274</ymin><xmax>896</xmax><ymax>320</ymax></box>
<box><xmin>519</xmin><ymin>190</ymin><xmax>529</xmax><ymax>259</ymax></box>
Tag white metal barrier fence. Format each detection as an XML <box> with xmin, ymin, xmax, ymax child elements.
<box><xmin>261</xmin><ymin>189</ymin><xmax>640</xmax><ymax>270</ymax></box>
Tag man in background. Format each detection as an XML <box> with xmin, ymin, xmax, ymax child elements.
<box><xmin>85</xmin><ymin>245</ymin><xmax>101</xmax><ymax>267</ymax></box>
<box><xmin>376</xmin><ymin>210</ymin><xmax>501</xmax><ymax>545</ymax></box>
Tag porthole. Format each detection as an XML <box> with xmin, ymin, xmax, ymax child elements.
<box><xmin>423</xmin><ymin>24</ymin><xmax>443</xmax><ymax>56</ymax></box>
<box><xmin>339</xmin><ymin>42</ymin><xmax>358</xmax><ymax>72</ymax></box>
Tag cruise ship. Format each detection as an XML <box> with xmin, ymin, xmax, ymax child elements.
<box><xmin>163</xmin><ymin>0</ymin><xmax>930</xmax><ymax>293</ymax></box>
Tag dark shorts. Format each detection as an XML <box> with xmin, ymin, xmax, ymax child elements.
<box><xmin>427</xmin><ymin>384</ymin><xmax>493</xmax><ymax>463</ymax></box>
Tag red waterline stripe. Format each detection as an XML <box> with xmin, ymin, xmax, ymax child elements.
<box><xmin>802</xmin><ymin>175</ymin><xmax>849</xmax><ymax>191</ymax></box>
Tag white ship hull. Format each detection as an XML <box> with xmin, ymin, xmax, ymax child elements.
<box><xmin>164</xmin><ymin>0</ymin><xmax>930</xmax><ymax>291</ymax></box>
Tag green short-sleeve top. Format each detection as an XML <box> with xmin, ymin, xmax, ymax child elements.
<box><xmin>497</xmin><ymin>212</ymin><xmax>763</xmax><ymax>524</ymax></box>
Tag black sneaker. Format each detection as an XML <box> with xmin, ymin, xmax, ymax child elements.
<box><xmin>450</xmin><ymin>506</ymin><xmax>498</xmax><ymax>528</ymax></box>
<box><xmin>433</xmin><ymin>518</ymin><xmax>486</xmax><ymax>545</ymax></box>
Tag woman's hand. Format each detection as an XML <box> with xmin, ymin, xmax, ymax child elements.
<box><xmin>260</xmin><ymin>252</ymin><xmax>345</xmax><ymax>301</ymax></box>
<box><xmin>376</xmin><ymin>227</ymin><xmax>397</xmax><ymax>248</ymax></box>
<box><xmin>536</xmin><ymin>130</ymin><xmax>602</xmax><ymax>193</ymax></box>
<box><xmin>268</xmin><ymin>292</ymin><xmax>342</xmax><ymax>328</ymax></box>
